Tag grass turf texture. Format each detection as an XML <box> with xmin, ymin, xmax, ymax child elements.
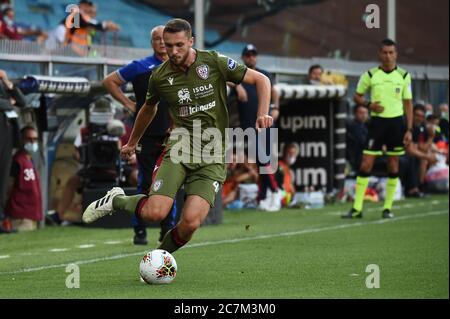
<box><xmin>0</xmin><ymin>195</ymin><xmax>448</xmax><ymax>299</ymax></box>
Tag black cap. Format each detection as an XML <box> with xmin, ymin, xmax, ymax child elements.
<box><xmin>242</xmin><ymin>44</ymin><xmax>258</xmax><ymax>56</ymax></box>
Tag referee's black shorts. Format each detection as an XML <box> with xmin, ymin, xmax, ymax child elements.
<box><xmin>363</xmin><ymin>116</ymin><xmax>406</xmax><ymax>156</ymax></box>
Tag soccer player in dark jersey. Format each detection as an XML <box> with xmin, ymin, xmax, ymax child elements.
<box><xmin>83</xmin><ymin>18</ymin><xmax>273</xmax><ymax>253</ymax></box>
<box><xmin>102</xmin><ymin>26</ymin><xmax>178</xmax><ymax>245</ymax></box>
<box><xmin>342</xmin><ymin>39</ymin><xmax>413</xmax><ymax>219</ymax></box>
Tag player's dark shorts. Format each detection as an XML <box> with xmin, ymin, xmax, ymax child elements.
<box><xmin>149</xmin><ymin>148</ymin><xmax>226</xmax><ymax>207</ymax></box>
<box><xmin>363</xmin><ymin>116</ymin><xmax>406</xmax><ymax>156</ymax></box>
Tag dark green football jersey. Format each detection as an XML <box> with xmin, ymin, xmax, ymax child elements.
<box><xmin>146</xmin><ymin>50</ymin><xmax>247</xmax><ymax>165</ymax></box>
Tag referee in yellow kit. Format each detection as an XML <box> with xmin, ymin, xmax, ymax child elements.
<box><xmin>342</xmin><ymin>39</ymin><xmax>413</xmax><ymax>219</ymax></box>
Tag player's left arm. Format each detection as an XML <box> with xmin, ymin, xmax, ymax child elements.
<box><xmin>241</xmin><ymin>68</ymin><xmax>272</xmax><ymax>129</ymax></box>
<box><xmin>121</xmin><ymin>101</ymin><xmax>158</xmax><ymax>160</ymax></box>
<box><xmin>402</xmin><ymin>73</ymin><xmax>414</xmax><ymax>146</ymax></box>
<box><xmin>403</xmin><ymin>99</ymin><xmax>413</xmax><ymax>146</ymax></box>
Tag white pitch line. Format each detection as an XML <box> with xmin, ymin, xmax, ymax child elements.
<box><xmin>0</xmin><ymin>255</ymin><xmax>10</xmax><ymax>259</ymax></box>
<box><xmin>77</xmin><ymin>244</ymin><xmax>95</xmax><ymax>249</ymax></box>
<box><xmin>0</xmin><ymin>209</ymin><xmax>447</xmax><ymax>276</ymax></box>
<box><xmin>49</xmin><ymin>248</ymin><xmax>69</xmax><ymax>252</ymax></box>
<box><xmin>104</xmin><ymin>240</ymin><xmax>123</xmax><ymax>245</ymax></box>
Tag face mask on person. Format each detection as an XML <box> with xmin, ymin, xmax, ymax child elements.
<box><xmin>309</xmin><ymin>79</ymin><xmax>321</xmax><ymax>85</ymax></box>
<box><xmin>441</xmin><ymin>112</ymin><xmax>448</xmax><ymax>120</ymax></box>
<box><xmin>3</xmin><ymin>16</ymin><xmax>13</xmax><ymax>27</ymax></box>
<box><xmin>24</xmin><ymin>142</ymin><xmax>39</xmax><ymax>154</ymax></box>
<box><xmin>286</xmin><ymin>156</ymin><xmax>297</xmax><ymax>165</ymax></box>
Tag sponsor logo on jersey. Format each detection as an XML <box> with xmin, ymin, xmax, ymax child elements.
<box><xmin>193</xmin><ymin>83</ymin><xmax>213</xmax><ymax>93</ymax></box>
<box><xmin>152</xmin><ymin>179</ymin><xmax>163</xmax><ymax>191</ymax></box>
<box><xmin>395</xmin><ymin>87</ymin><xmax>401</xmax><ymax>94</ymax></box>
<box><xmin>193</xmin><ymin>83</ymin><xmax>214</xmax><ymax>98</ymax></box>
<box><xmin>168</xmin><ymin>77</ymin><xmax>174</xmax><ymax>85</ymax></box>
<box><xmin>177</xmin><ymin>88</ymin><xmax>192</xmax><ymax>104</ymax></box>
<box><xmin>179</xmin><ymin>101</ymin><xmax>217</xmax><ymax>117</ymax></box>
<box><xmin>196</xmin><ymin>64</ymin><xmax>209</xmax><ymax>80</ymax></box>
<box><xmin>227</xmin><ymin>58</ymin><xmax>237</xmax><ymax>70</ymax></box>
<box><xmin>179</xmin><ymin>106</ymin><xmax>189</xmax><ymax>117</ymax></box>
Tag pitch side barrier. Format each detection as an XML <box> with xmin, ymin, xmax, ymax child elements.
<box><xmin>275</xmin><ymin>84</ymin><xmax>348</xmax><ymax>194</ymax></box>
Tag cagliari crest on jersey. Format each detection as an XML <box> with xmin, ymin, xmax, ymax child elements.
<box><xmin>196</xmin><ymin>64</ymin><xmax>209</xmax><ymax>80</ymax></box>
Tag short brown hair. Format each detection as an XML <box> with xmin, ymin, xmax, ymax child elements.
<box><xmin>164</xmin><ymin>18</ymin><xmax>192</xmax><ymax>38</ymax></box>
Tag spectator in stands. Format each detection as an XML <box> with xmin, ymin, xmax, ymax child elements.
<box><xmin>306</xmin><ymin>64</ymin><xmax>334</xmax><ymax>85</ymax></box>
<box><xmin>5</xmin><ymin>126</ymin><xmax>43</xmax><ymax>231</ymax></box>
<box><xmin>0</xmin><ymin>0</ymin><xmax>11</xmax><ymax>12</ymax></box>
<box><xmin>399</xmin><ymin>104</ymin><xmax>437</xmax><ymax>198</ymax></box>
<box><xmin>426</xmin><ymin>114</ymin><xmax>446</xmax><ymax>143</ymax></box>
<box><xmin>46</xmin><ymin>0</ymin><xmax>119</xmax><ymax>55</ymax></box>
<box><xmin>232</xmin><ymin>43</ymin><xmax>281</xmax><ymax>211</ymax></box>
<box><xmin>424</xmin><ymin>103</ymin><xmax>434</xmax><ymax>117</ymax></box>
<box><xmin>0</xmin><ymin>7</ymin><xmax>47</xmax><ymax>44</ymax></box>
<box><xmin>276</xmin><ymin>143</ymin><xmax>299</xmax><ymax>207</ymax></box>
<box><xmin>0</xmin><ymin>69</ymin><xmax>26</xmax><ymax>234</ymax></box>
<box><xmin>222</xmin><ymin>154</ymin><xmax>259</xmax><ymax>209</ymax></box>
<box><xmin>423</xmin><ymin>113</ymin><xmax>449</xmax><ymax>193</ymax></box>
<box><xmin>345</xmin><ymin>104</ymin><xmax>369</xmax><ymax>174</ymax></box>
<box><xmin>438</xmin><ymin>103</ymin><xmax>449</xmax><ymax>141</ymax></box>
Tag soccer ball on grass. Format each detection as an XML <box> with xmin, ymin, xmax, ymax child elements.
<box><xmin>139</xmin><ymin>249</ymin><xmax>177</xmax><ymax>284</ymax></box>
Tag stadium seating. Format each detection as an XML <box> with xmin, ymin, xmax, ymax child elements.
<box><xmin>11</xmin><ymin>0</ymin><xmax>245</xmax><ymax>53</ymax></box>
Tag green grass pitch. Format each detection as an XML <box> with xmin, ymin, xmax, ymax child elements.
<box><xmin>0</xmin><ymin>195</ymin><xmax>448</xmax><ymax>299</ymax></box>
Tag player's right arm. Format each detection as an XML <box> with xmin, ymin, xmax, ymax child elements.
<box><xmin>121</xmin><ymin>101</ymin><xmax>158</xmax><ymax>160</ymax></box>
<box><xmin>241</xmin><ymin>68</ymin><xmax>272</xmax><ymax>129</ymax></box>
<box><xmin>102</xmin><ymin>72</ymin><xmax>136</xmax><ymax>114</ymax></box>
<box><xmin>354</xmin><ymin>71</ymin><xmax>384</xmax><ymax>113</ymax></box>
<box><xmin>102</xmin><ymin>72</ymin><xmax>136</xmax><ymax>113</ymax></box>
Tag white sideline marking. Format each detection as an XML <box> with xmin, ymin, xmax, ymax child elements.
<box><xmin>0</xmin><ymin>255</ymin><xmax>10</xmax><ymax>259</ymax></box>
<box><xmin>49</xmin><ymin>248</ymin><xmax>69</xmax><ymax>252</ymax></box>
<box><xmin>0</xmin><ymin>209</ymin><xmax>447</xmax><ymax>276</ymax></box>
<box><xmin>104</xmin><ymin>241</ymin><xmax>123</xmax><ymax>245</ymax></box>
<box><xmin>77</xmin><ymin>244</ymin><xmax>95</xmax><ymax>249</ymax></box>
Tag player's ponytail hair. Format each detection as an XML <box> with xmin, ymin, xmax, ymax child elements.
<box><xmin>164</xmin><ymin>18</ymin><xmax>192</xmax><ymax>38</ymax></box>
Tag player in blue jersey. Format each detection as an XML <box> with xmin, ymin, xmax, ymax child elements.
<box><xmin>103</xmin><ymin>25</ymin><xmax>178</xmax><ymax>245</ymax></box>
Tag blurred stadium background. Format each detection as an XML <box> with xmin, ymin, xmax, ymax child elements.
<box><xmin>0</xmin><ymin>0</ymin><xmax>448</xmax><ymax>224</ymax></box>
<box><xmin>0</xmin><ymin>0</ymin><xmax>448</xmax><ymax>299</ymax></box>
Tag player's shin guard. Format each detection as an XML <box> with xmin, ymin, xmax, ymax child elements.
<box><xmin>353</xmin><ymin>173</ymin><xmax>370</xmax><ymax>212</ymax></box>
<box><xmin>112</xmin><ymin>194</ymin><xmax>148</xmax><ymax>219</ymax></box>
<box><xmin>157</xmin><ymin>226</ymin><xmax>187</xmax><ymax>253</ymax></box>
<box><xmin>383</xmin><ymin>174</ymin><xmax>399</xmax><ymax>211</ymax></box>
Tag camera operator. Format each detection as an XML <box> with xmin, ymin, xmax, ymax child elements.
<box><xmin>48</xmin><ymin>97</ymin><xmax>127</xmax><ymax>225</ymax></box>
